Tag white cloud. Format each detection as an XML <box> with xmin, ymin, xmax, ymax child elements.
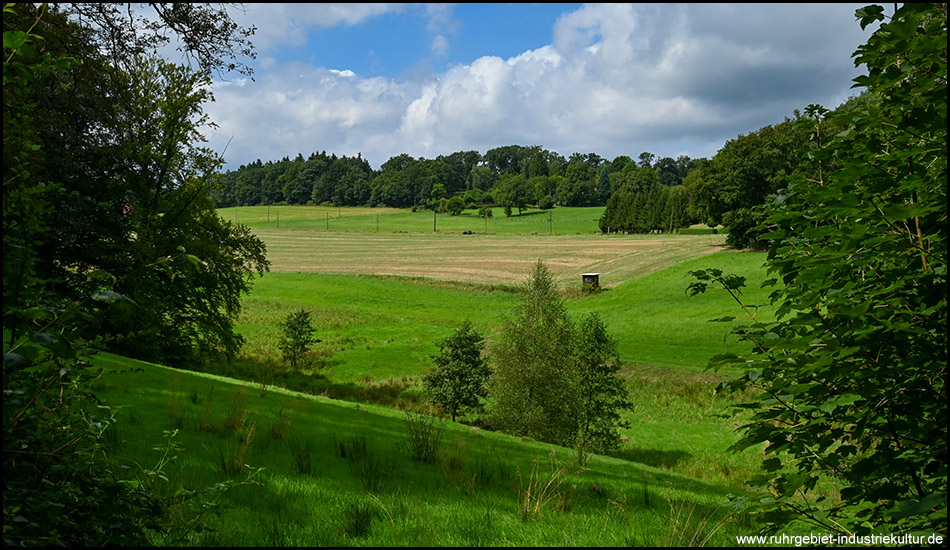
<box><xmin>233</xmin><ymin>3</ymin><xmax>405</xmax><ymax>50</ymax></box>
<box><xmin>208</xmin><ymin>3</ymin><xmax>873</xmax><ymax>169</ymax></box>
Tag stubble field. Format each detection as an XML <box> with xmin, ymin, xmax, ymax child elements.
<box><xmin>255</xmin><ymin>231</ymin><xmax>726</xmax><ymax>287</ymax></box>
<box><xmin>221</xmin><ymin>205</ymin><xmax>726</xmax><ymax>287</ymax></box>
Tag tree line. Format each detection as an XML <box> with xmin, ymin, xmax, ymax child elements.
<box><xmin>210</xmin><ymin>146</ymin><xmax>701</xmax><ymax>211</ymax></box>
<box><xmin>211</xmin><ymin>112</ymin><xmax>855</xmax><ymax>247</ymax></box>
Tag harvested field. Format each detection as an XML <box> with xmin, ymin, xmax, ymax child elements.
<box><xmin>255</xmin><ymin>230</ymin><xmax>727</xmax><ymax>287</ymax></box>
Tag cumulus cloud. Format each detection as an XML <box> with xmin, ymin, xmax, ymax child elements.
<box><xmin>207</xmin><ymin>3</ymin><xmax>872</xmax><ymax>169</ymax></box>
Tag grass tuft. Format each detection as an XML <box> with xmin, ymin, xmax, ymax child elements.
<box><xmin>341</xmin><ymin>499</ymin><xmax>376</xmax><ymax>538</ymax></box>
<box><xmin>403</xmin><ymin>411</ymin><xmax>445</xmax><ymax>464</ymax></box>
<box><xmin>516</xmin><ymin>455</ymin><xmax>571</xmax><ymax>521</ymax></box>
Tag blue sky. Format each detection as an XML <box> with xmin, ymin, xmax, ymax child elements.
<box><xmin>204</xmin><ymin>3</ymin><xmax>875</xmax><ymax>170</ymax></box>
<box><xmin>269</xmin><ymin>4</ymin><xmax>582</xmax><ymax>78</ymax></box>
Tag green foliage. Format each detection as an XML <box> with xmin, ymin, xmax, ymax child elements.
<box><xmin>3</xmin><ymin>5</ymin><xmax>268</xmax><ymax>367</ymax></box>
<box><xmin>575</xmin><ymin>313</ymin><xmax>633</xmax><ymax>453</ymax></box>
<box><xmin>423</xmin><ymin>321</ymin><xmax>490</xmax><ymax>421</ymax></box>
<box><xmin>488</xmin><ymin>261</ymin><xmax>581</xmax><ymax>446</ymax></box>
<box><xmin>3</xmin><ymin>5</ymin><xmax>262</xmax><ymax>544</ymax></box>
<box><xmin>2</xmin><ymin>354</ymin><xmax>161</xmax><ymax>546</ymax></box>
<box><xmin>695</xmin><ymin>3</ymin><xmax>947</xmax><ymax>536</ymax></box>
<box><xmin>599</xmin><ymin>181</ymin><xmax>692</xmax><ymax>234</ymax></box>
<box><xmin>489</xmin><ymin>261</ymin><xmax>631</xmax><ymax>450</ymax></box>
<box><xmin>430</xmin><ymin>182</ymin><xmax>448</xmax><ymax>203</ymax></box>
<box><xmin>278</xmin><ymin>309</ymin><xmax>319</xmax><ymax>369</ymax></box>
<box><xmin>445</xmin><ymin>195</ymin><xmax>466</xmax><ymax>216</ymax></box>
<box><xmin>721</xmin><ymin>206</ymin><xmax>770</xmax><ymax>250</ymax></box>
<box><xmin>493</xmin><ymin>173</ymin><xmax>534</xmax><ymax>215</ymax></box>
<box><xmin>686</xmin><ymin>109</ymin><xmax>814</xmax><ymax>247</ymax></box>
<box><xmin>538</xmin><ymin>194</ymin><xmax>555</xmax><ymax>210</ymax></box>
<box><xmin>3</xmin><ymin>7</ymin><xmax>149</xmax><ymax>545</ymax></box>
<box><xmin>215</xmin><ymin>146</ymin><xmax>695</xmax><ymax>211</ymax></box>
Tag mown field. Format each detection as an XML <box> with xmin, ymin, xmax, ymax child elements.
<box><xmin>219</xmin><ymin>205</ymin><xmax>724</xmax><ymax>286</ymax></box>
<box><xmin>91</xmin><ymin>205</ymin><xmax>783</xmax><ymax>545</ymax></box>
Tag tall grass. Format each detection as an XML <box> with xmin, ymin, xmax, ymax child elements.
<box><xmin>403</xmin><ymin>411</ymin><xmax>445</xmax><ymax>464</ymax></box>
<box><xmin>517</xmin><ymin>455</ymin><xmax>572</xmax><ymax>520</ymax></box>
<box><xmin>214</xmin><ymin>422</ymin><xmax>257</xmax><ymax>477</ymax></box>
<box><xmin>88</xmin><ymin>353</ymin><xmax>758</xmax><ymax>546</ymax></box>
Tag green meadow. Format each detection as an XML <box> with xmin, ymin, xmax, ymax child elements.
<box><xmin>218</xmin><ymin>205</ymin><xmax>616</xmax><ymax>236</ymax></box>
<box><xmin>90</xmin><ymin>205</ymin><xmax>779</xmax><ymax>545</ymax></box>
<box><xmin>90</xmin><ymin>353</ymin><xmax>758</xmax><ymax>546</ymax></box>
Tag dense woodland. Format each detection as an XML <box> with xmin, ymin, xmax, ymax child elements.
<box><xmin>3</xmin><ymin>2</ymin><xmax>946</xmax><ymax>547</ymax></box>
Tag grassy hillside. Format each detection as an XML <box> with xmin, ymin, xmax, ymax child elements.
<box><xmin>90</xmin><ymin>353</ymin><xmax>758</xmax><ymax>547</ymax></box>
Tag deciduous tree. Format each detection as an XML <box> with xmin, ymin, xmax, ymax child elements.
<box><xmin>423</xmin><ymin>321</ymin><xmax>490</xmax><ymax>421</ymax></box>
<box><xmin>692</xmin><ymin>3</ymin><xmax>946</xmax><ymax>536</ymax></box>
<box><xmin>278</xmin><ymin>309</ymin><xmax>319</xmax><ymax>369</ymax></box>
<box><xmin>489</xmin><ymin>262</ymin><xmax>631</xmax><ymax>450</ymax></box>
<box><xmin>488</xmin><ymin>261</ymin><xmax>580</xmax><ymax>445</ymax></box>
<box><xmin>575</xmin><ymin>313</ymin><xmax>632</xmax><ymax>453</ymax></box>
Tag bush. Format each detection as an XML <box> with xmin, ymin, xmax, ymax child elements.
<box><xmin>445</xmin><ymin>195</ymin><xmax>466</xmax><ymax>215</ymax></box>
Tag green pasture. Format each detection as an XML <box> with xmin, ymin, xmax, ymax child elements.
<box><xmin>219</xmin><ymin>205</ymin><xmax>610</xmax><ymax>235</ymax></box>
<box><xmin>89</xmin><ymin>353</ymin><xmax>758</xmax><ymax>546</ymax></box>
<box><xmin>223</xmin><ymin>245</ymin><xmax>771</xmax><ymax>498</ymax></box>
<box><xmin>573</xmin><ymin>250</ymin><xmax>772</xmax><ymax>370</ymax></box>
<box><xmin>234</xmin><ymin>249</ymin><xmax>770</xmax><ymax>382</ymax></box>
